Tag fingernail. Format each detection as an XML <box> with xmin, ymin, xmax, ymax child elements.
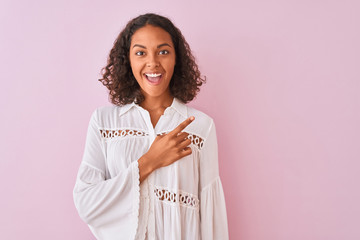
<box><xmin>190</xmin><ymin>116</ymin><xmax>195</xmax><ymax>121</ymax></box>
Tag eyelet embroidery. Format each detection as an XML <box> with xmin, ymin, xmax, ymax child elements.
<box><xmin>99</xmin><ymin>129</ymin><xmax>148</xmax><ymax>139</ymax></box>
<box><xmin>157</xmin><ymin>132</ymin><xmax>204</xmax><ymax>150</ymax></box>
<box><xmin>154</xmin><ymin>186</ymin><xmax>199</xmax><ymax>208</ymax></box>
<box><xmin>186</xmin><ymin>133</ymin><xmax>204</xmax><ymax>150</ymax></box>
<box><xmin>99</xmin><ymin>129</ymin><xmax>204</xmax><ymax>149</ymax></box>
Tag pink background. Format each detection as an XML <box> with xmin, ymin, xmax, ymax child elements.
<box><xmin>1</xmin><ymin>0</ymin><xmax>359</xmax><ymax>239</ymax></box>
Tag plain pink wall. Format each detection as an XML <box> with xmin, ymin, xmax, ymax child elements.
<box><xmin>1</xmin><ymin>0</ymin><xmax>359</xmax><ymax>239</ymax></box>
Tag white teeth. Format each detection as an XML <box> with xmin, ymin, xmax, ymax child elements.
<box><xmin>145</xmin><ymin>73</ymin><xmax>161</xmax><ymax>77</ymax></box>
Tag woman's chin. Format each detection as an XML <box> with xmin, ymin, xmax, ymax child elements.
<box><xmin>141</xmin><ymin>87</ymin><xmax>172</xmax><ymax>99</ymax></box>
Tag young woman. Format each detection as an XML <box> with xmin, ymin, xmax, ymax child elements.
<box><xmin>73</xmin><ymin>13</ymin><xmax>229</xmax><ymax>240</ymax></box>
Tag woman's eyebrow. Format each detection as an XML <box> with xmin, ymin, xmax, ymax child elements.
<box><xmin>132</xmin><ymin>44</ymin><xmax>146</xmax><ymax>49</ymax></box>
<box><xmin>132</xmin><ymin>43</ymin><xmax>172</xmax><ymax>49</ymax></box>
<box><xmin>157</xmin><ymin>43</ymin><xmax>172</xmax><ymax>48</ymax></box>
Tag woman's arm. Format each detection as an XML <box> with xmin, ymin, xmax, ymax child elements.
<box><xmin>138</xmin><ymin>116</ymin><xmax>195</xmax><ymax>183</ymax></box>
<box><xmin>199</xmin><ymin>120</ymin><xmax>229</xmax><ymax>240</ymax></box>
<box><xmin>73</xmin><ymin>109</ymin><xmax>142</xmax><ymax>239</ymax></box>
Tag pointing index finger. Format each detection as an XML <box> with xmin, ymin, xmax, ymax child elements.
<box><xmin>170</xmin><ymin>116</ymin><xmax>195</xmax><ymax>136</ymax></box>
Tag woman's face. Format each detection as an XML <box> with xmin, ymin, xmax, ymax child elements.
<box><xmin>129</xmin><ymin>24</ymin><xmax>176</xmax><ymax>100</ymax></box>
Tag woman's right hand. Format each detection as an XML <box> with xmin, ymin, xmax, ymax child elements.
<box><xmin>138</xmin><ymin>116</ymin><xmax>195</xmax><ymax>183</ymax></box>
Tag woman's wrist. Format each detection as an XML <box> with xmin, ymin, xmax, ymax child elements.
<box><xmin>138</xmin><ymin>155</ymin><xmax>155</xmax><ymax>184</ymax></box>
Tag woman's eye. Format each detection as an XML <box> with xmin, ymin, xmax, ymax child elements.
<box><xmin>135</xmin><ymin>51</ymin><xmax>145</xmax><ymax>56</ymax></box>
<box><xmin>159</xmin><ymin>50</ymin><xmax>169</xmax><ymax>55</ymax></box>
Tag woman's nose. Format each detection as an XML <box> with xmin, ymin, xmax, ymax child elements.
<box><xmin>146</xmin><ymin>54</ymin><xmax>160</xmax><ymax>68</ymax></box>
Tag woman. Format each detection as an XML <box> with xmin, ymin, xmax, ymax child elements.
<box><xmin>73</xmin><ymin>13</ymin><xmax>229</xmax><ymax>240</ymax></box>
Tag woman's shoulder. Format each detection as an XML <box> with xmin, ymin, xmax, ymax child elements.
<box><xmin>184</xmin><ymin>105</ymin><xmax>215</xmax><ymax>139</ymax></box>
<box><xmin>89</xmin><ymin>104</ymin><xmax>131</xmax><ymax>125</ymax></box>
<box><xmin>94</xmin><ymin>104</ymin><xmax>120</xmax><ymax>114</ymax></box>
<box><xmin>187</xmin><ymin>106</ymin><xmax>213</xmax><ymax>125</ymax></box>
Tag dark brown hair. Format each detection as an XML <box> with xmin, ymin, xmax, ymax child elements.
<box><xmin>99</xmin><ymin>13</ymin><xmax>205</xmax><ymax>106</ymax></box>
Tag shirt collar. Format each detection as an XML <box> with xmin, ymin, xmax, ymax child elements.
<box><xmin>168</xmin><ymin>98</ymin><xmax>188</xmax><ymax>118</ymax></box>
<box><xmin>118</xmin><ymin>101</ymin><xmax>137</xmax><ymax>117</ymax></box>
<box><xmin>118</xmin><ymin>98</ymin><xmax>187</xmax><ymax>118</ymax></box>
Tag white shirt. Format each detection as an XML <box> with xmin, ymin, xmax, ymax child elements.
<box><xmin>73</xmin><ymin>98</ymin><xmax>229</xmax><ymax>240</ymax></box>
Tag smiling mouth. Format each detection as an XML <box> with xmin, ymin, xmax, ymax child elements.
<box><xmin>144</xmin><ymin>73</ymin><xmax>162</xmax><ymax>84</ymax></box>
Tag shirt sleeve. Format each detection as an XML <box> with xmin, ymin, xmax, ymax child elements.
<box><xmin>73</xmin><ymin>109</ymin><xmax>141</xmax><ymax>239</ymax></box>
<box><xmin>199</xmin><ymin>120</ymin><xmax>229</xmax><ymax>240</ymax></box>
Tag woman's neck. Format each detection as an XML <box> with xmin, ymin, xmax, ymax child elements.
<box><xmin>140</xmin><ymin>93</ymin><xmax>174</xmax><ymax>112</ymax></box>
<box><xmin>140</xmin><ymin>92</ymin><xmax>174</xmax><ymax>128</ymax></box>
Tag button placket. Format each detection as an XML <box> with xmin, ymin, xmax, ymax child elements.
<box><xmin>138</xmin><ymin>107</ymin><xmax>157</xmax><ymax>240</ymax></box>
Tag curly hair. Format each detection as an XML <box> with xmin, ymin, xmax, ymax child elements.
<box><xmin>99</xmin><ymin>13</ymin><xmax>206</xmax><ymax>106</ymax></box>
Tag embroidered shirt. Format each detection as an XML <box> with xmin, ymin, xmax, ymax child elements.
<box><xmin>73</xmin><ymin>98</ymin><xmax>229</xmax><ymax>240</ymax></box>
